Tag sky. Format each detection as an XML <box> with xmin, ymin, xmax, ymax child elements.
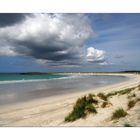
<box><xmin>0</xmin><ymin>13</ymin><xmax>140</xmax><ymax>72</ymax></box>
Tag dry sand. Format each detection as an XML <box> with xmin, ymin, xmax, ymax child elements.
<box><xmin>0</xmin><ymin>73</ymin><xmax>140</xmax><ymax>126</ymax></box>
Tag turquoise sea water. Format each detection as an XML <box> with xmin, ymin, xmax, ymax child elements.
<box><xmin>0</xmin><ymin>73</ymin><xmax>67</xmax><ymax>83</ymax></box>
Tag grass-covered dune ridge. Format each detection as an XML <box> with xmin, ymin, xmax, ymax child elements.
<box><xmin>65</xmin><ymin>84</ymin><xmax>140</xmax><ymax>125</ymax></box>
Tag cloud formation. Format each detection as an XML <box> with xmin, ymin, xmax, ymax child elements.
<box><xmin>0</xmin><ymin>14</ymin><xmax>106</xmax><ymax>67</ymax></box>
<box><xmin>0</xmin><ymin>46</ymin><xmax>17</xmax><ymax>56</ymax></box>
<box><xmin>0</xmin><ymin>14</ymin><xmax>92</xmax><ymax>64</ymax></box>
<box><xmin>0</xmin><ymin>14</ymin><xmax>26</xmax><ymax>27</ymax></box>
<box><xmin>86</xmin><ymin>47</ymin><xmax>106</xmax><ymax>63</ymax></box>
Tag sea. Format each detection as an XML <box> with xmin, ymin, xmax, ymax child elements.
<box><xmin>0</xmin><ymin>73</ymin><xmax>128</xmax><ymax>106</ymax></box>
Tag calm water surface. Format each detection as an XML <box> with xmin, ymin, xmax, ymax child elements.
<box><xmin>0</xmin><ymin>74</ymin><xmax>128</xmax><ymax>106</ymax></box>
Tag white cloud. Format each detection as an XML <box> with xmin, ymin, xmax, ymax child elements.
<box><xmin>0</xmin><ymin>46</ymin><xmax>17</xmax><ymax>56</ymax></box>
<box><xmin>35</xmin><ymin>59</ymin><xmax>48</xmax><ymax>65</ymax></box>
<box><xmin>0</xmin><ymin>14</ymin><xmax>94</xmax><ymax>63</ymax></box>
<box><xmin>99</xmin><ymin>62</ymin><xmax>108</xmax><ymax>65</ymax></box>
<box><xmin>86</xmin><ymin>47</ymin><xmax>106</xmax><ymax>63</ymax></box>
<box><xmin>0</xmin><ymin>14</ymin><xmax>108</xmax><ymax>67</ymax></box>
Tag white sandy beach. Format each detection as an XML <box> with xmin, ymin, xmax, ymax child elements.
<box><xmin>0</xmin><ymin>73</ymin><xmax>140</xmax><ymax>126</ymax></box>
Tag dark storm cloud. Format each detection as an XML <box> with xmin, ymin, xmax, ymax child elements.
<box><xmin>15</xmin><ymin>34</ymin><xmax>83</xmax><ymax>62</ymax></box>
<box><xmin>87</xmin><ymin>59</ymin><xmax>106</xmax><ymax>63</ymax></box>
<box><xmin>0</xmin><ymin>13</ymin><xmax>26</xmax><ymax>27</ymax></box>
<box><xmin>27</xmin><ymin>45</ymin><xmax>78</xmax><ymax>61</ymax></box>
<box><xmin>0</xmin><ymin>13</ymin><xmax>106</xmax><ymax>66</ymax></box>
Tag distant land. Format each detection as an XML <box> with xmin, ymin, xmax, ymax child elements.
<box><xmin>0</xmin><ymin>71</ymin><xmax>140</xmax><ymax>75</ymax></box>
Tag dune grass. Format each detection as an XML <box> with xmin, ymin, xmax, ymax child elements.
<box><xmin>65</xmin><ymin>94</ymin><xmax>97</xmax><ymax>122</ymax></box>
<box><xmin>86</xmin><ymin>94</ymin><xmax>98</xmax><ymax>105</ymax></box>
<box><xmin>138</xmin><ymin>85</ymin><xmax>140</xmax><ymax>90</ymax></box>
<box><xmin>85</xmin><ymin>104</ymin><xmax>97</xmax><ymax>113</ymax></box>
<box><xmin>117</xmin><ymin>88</ymin><xmax>135</xmax><ymax>95</ymax></box>
<box><xmin>128</xmin><ymin>100</ymin><xmax>136</xmax><ymax>109</ymax></box>
<box><xmin>127</xmin><ymin>93</ymin><xmax>136</xmax><ymax>99</ymax></box>
<box><xmin>136</xmin><ymin>98</ymin><xmax>140</xmax><ymax>102</ymax></box>
<box><xmin>65</xmin><ymin>85</ymin><xmax>137</xmax><ymax>123</ymax></box>
<box><xmin>106</xmin><ymin>92</ymin><xmax>118</xmax><ymax>98</ymax></box>
<box><xmin>64</xmin><ymin>96</ymin><xmax>87</xmax><ymax>122</ymax></box>
<box><xmin>124</xmin><ymin>123</ymin><xmax>132</xmax><ymax>127</ymax></box>
<box><xmin>97</xmin><ymin>93</ymin><xmax>108</xmax><ymax>101</ymax></box>
<box><xmin>90</xmin><ymin>93</ymin><xmax>96</xmax><ymax>97</ymax></box>
<box><xmin>106</xmin><ymin>87</ymin><xmax>136</xmax><ymax>98</ymax></box>
<box><xmin>101</xmin><ymin>101</ymin><xmax>108</xmax><ymax>108</ymax></box>
<box><xmin>111</xmin><ymin>108</ymin><xmax>127</xmax><ymax>120</ymax></box>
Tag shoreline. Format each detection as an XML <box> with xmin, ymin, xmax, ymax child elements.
<box><xmin>0</xmin><ymin>73</ymin><xmax>140</xmax><ymax>126</ymax></box>
<box><xmin>0</xmin><ymin>73</ymin><xmax>129</xmax><ymax>107</ymax></box>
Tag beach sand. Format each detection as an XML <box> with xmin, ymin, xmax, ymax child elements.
<box><xmin>0</xmin><ymin>73</ymin><xmax>140</xmax><ymax>126</ymax></box>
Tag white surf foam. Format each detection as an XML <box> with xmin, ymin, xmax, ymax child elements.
<box><xmin>0</xmin><ymin>75</ymin><xmax>79</xmax><ymax>84</ymax></box>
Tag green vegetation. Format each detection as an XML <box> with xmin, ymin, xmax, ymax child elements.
<box><xmin>106</xmin><ymin>87</ymin><xmax>136</xmax><ymax>98</ymax></box>
<box><xmin>65</xmin><ymin>85</ymin><xmax>138</xmax><ymax>123</ymax></box>
<box><xmin>90</xmin><ymin>93</ymin><xmax>96</xmax><ymax>97</ymax></box>
<box><xmin>128</xmin><ymin>97</ymin><xmax>140</xmax><ymax>110</ymax></box>
<box><xmin>85</xmin><ymin>104</ymin><xmax>97</xmax><ymax>113</ymax></box>
<box><xmin>106</xmin><ymin>87</ymin><xmax>135</xmax><ymax>99</ymax></box>
<box><xmin>111</xmin><ymin>108</ymin><xmax>127</xmax><ymax>120</ymax></box>
<box><xmin>97</xmin><ymin>93</ymin><xmax>108</xmax><ymax>101</ymax></box>
<box><xmin>124</xmin><ymin>123</ymin><xmax>132</xmax><ymax>127</ymax></box>
<box><xmin>101</xmin><ymin>101</ymin><xmax>108</xmax><ymax>108</ymax></box>
<box><xmin>106</xmin><ymin>92</ymin><xmax>118</xmax><ymax>98</ymax></box>
<box><xmin>138</xmin><ymin>85</ymin><xmax>140</xmax><ymax>90</ymax></box>
<box><xmin>128</xmin><ymin>100</ymin><xmax>136</xmax><ymax>109</ymax></box>
<box><xmin>128</xmin><ymin>93</ymin><xmax>136</xmax><ymax>99</ymax></box>
<box><xmin>65</xmin><ymin>94</ymin><xmax>97</xmax><ymax>122</ymax></box>
<box><xmin>117</xmin><ymin>88</ymin><xmax>135</xmax><ymax>95</ymax></box>
<box><xmin>65</xmin><ymin>96</ymin><xmax>87</xmax><ymax>122</ymax></box>
<box><xmin>92</xmin><ymin>98</ymin><xmax>99</xmax><ymax>105</ymax></box>
<box><xmin>86</xmin><ymin>94</ymin><xmax>98</xmax><ymax>105</ymax></box>
<box><xmin>136</xmin><ymin>98</ymin><xmax>140</xmax><ymax>102</ymax></box>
